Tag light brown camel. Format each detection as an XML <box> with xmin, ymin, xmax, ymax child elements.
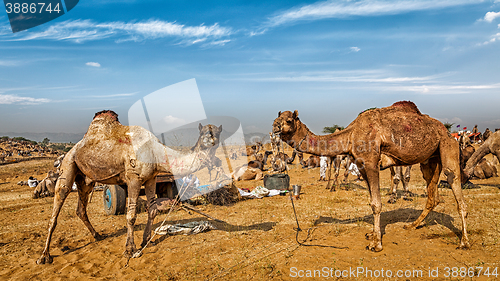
<box><xmin>244</xmin><ymin>142</ymin><xmax>263</xmax><ymax>159</ymax></box>
<box><xmin>273</xmin><ymin>101</ymin><xmax>469</xmax><ymax>252</ymax></box>
<box><xmin>33</xmin><ymin>155</ymin><xmax>66</xmax><ymax>199</ymax></box>
<box><xmin>37</xmin><ymin>110</ymin><xmax>222</xmax><ymax>264</ymax></box>
<box><xmin>269</xmin><ymin>151</ymin><xmax>290</xmax><ymax>172</ymax></box>
<box><xmin>326</xmin><ymin>154</ymin><xmax>357</xmax><ymax>191</ymax></box>
<box><xmin>387</xmin><ymin>166</ymin><xmax>412</xmax><ymax>204</ymax></box>
<box><xmin>248</xmin><ymin>150</ymin><xmax>273</xmax><ymax>170</ymax></box>
<box><xmin>231</xmin><ymin>165</ymin><xmax>263</xmax><ymax>181</ymax></box>
<box><xmin>464</xmin><ymin>130</ymin><xmax>500</xmax><ymax>179</ymax></box>
<box><xmin>33</xmin><ymin>170</ymin><xmax>59</xmax><ymax>199</ymax></box>
<box><xmin>300</xmin><ymin>155</ymin><xmax>321</xmax><ymax>168</ymax></box>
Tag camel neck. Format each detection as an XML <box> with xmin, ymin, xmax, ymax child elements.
<box><xmin>157</xmin><ymin>145</ymin><xmax>211</xmax><ymax>177</ymax></box>
<box><xmin>289</xmin><ymin>120</ymin><xmax>352</xmax><ymax>157</ymax></box>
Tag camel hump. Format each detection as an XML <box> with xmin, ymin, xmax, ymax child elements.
<box><xmin>93</xmin><ymin>110</ymin><xmax>120</xmax><ymax>123</ymax></box>
<box><xmin>391</xmin><ymin>101</ymin><xmax>421</xmax><ymax>114</ymax></box>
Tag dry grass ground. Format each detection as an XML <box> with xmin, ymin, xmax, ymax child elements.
<box><xmin>0</xmin><ymin>150</ymin><xmax>499</xmax><ymax>280</ymax></box>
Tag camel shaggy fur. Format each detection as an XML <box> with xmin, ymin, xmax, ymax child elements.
<box><xmin>273</xmin><ymin>101</ymin><xmax>469</xmax><ymax>252</ymax></box>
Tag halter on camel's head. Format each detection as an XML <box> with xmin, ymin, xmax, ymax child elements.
<box><xmin>93</xmin><ymin>110</ymin><xmax>120</xmax><ymax>123</ymax></box>
<box><xmin>273</xmin><ymin>110</ymin><xmax>300</xmax><ymax>140</ymax></box>
<box><xmin>193</xmin><ymin>123</ymin><xmax>223</xmax><ymax>151</ymax></box>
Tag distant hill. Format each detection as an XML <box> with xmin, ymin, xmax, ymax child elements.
<box><xmin>0</xmin><ymin>127</ymin><xmax>270</xmax><ymax>146</ymax></box>
<box><xmin>0</xmin><ymin>132</ymin><xmax>85</xmax><ymax>143</ymax></box>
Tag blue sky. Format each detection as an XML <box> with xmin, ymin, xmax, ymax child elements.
<box><xmin>1</xmin><ymin>0</ymin><xmax>500</xmax><ymax>136</ymax></box>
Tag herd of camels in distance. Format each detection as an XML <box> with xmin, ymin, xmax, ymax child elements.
<box><xmin>36</xmin><ymin>100</ymin><xmax>500</xmax><ymax>264</ymax></box>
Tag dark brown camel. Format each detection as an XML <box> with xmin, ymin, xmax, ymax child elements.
<box><xmin>273</xmin><ymin>101</ymin><xmax>469</xmax><ymax>252</ymax></box>
<box><xmin>37</xmin><ymin>111</ymin><xmax>221</xmax><ymax>264</ymax></box>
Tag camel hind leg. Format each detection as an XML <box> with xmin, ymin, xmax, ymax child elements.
<box><xmin>74</xmin><ymin>176</ymin><xmax>103</xmax><ymax>241</ymax></box>
<box><xmin>404</xmin><ymin>157</ymin><xmax>441</xmax><ymax>230</ymax></box>
<box><xmin>37</xmin><ymin>161</ymin><xmax>78</xmax><ymax>264</ymax></box>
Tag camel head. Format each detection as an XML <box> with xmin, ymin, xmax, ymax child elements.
<box><xmin>273</xmin><ymin>110</ymin><xmax>299</xmax><ymax>139</ymax></box>
<box><xmin>195</xmin><ymin>123</ymin><xmax>223</xmax><ymax>150</ymax></box>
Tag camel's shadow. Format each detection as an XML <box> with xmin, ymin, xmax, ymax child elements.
<box><xmin>475</xmin><ymin>183</ymin><xmax>500</xmax><ymax>190</ymax></box>
<box><xmin>314</xmin><ymin>208</ymin><xmax>461</xmax><ymax>239</ymax></box>
<box><xmin>326</xmin><ymin>181</ymin><xmax>367</xmax><ymax>191</ymax></box>
<box><xmin>150</xmin><ymin>218</ymin><xmax>276</xmax><ymax>245</ymax></box>
<box><xmin>101</xmin><ymin>216</ymin><xmax>276</xmax><ymax>239</ymax></box>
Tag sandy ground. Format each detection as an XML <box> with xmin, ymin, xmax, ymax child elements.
<box><xmin>1</xmin><ymin>153</ymin><xmax>499</xmax><ymax>280</ymax></box>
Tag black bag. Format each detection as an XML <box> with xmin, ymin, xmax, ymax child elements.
<box><xmin>263</xmin><ymin>173</ymin><xmax>290</xmax><ymax>190</ymax></box>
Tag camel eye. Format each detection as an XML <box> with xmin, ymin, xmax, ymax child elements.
<box><xmin>286</xmin><ymin>119</ymin><xmax>292</xmax><ymax>124</ymax></box>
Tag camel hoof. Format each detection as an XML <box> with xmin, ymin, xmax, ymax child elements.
<box><xmin>36</xmin><ymin>255</ymin><xmax>53</xmax><ymax>265</ymax></box>
<box><xmin>458</xmin><ymin>241</ymin><xmax>471</xmax><ymax>250</ymax></box>
<box><xmin>94</xmin><ymin>233</ymin><xmax>106</xmax><ymax>241</ymax></box>
<box><xmin>403</xmin><ymin>223</ymin><xmax>416</xmax><ymax>230</ymax></box>
<box><xmin>403</xmin><ymin>197</ymin><xmax>413</xmax><ymax>201</ymax></box>
<box><xmin>365</xmin><ymin>244</ymin><xmax>383</xmax><ymax>252</ymax></box>
<box><xmin>387</xmin><ymin>195</ymin><xmax>397</xmax><ymax>204</ymax></box>
<box><xmin>365</xmin><ymin>232</ymin><xmax>375</xmax><ymax>240</ymax></box>
<box><xmin>123</xmin><ymin>247</ymin><xmax>138</xmax><ymax>259</ymax></box>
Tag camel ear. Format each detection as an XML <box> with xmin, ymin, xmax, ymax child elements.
<box><xmin>198</xmin><ymin>123</ymin><xmax>203</xmax><ymax>131</ymax></box>
<box><xmin>218</xmin><ymin>125</ymin><xmax>222</xmax><ymax>133</ymax></box>
<box><xmin>293</xmin><ymin>110</ymin><xmax>299</xmax><ymax>119</ymax></box>
<box><xmin>278</xmin><ymin>111</ymin><xmax>281</xmax><ymax>117</ymax></box>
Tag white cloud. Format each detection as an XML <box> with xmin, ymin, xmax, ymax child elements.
<box><xmin>6</xmin><ymin>19</ymin><xmax>232</xmax><ymax>45</ymax></box>
<box><xmin>0</xmin><ymin>60</ymin><xmax>20</xmax><ymax>66</ymax></box>
<box><xmin>250</xmin><ymin>70</ymin><xmax>442</xmax><ymax>83</ymax></box>
<box><xmin>87</xmin><ymin>92</ymin><xmax>139</xmax><ymax>98</ymax></box>
<box><xmin>477</xmin><ymin>32</ymin><xmax>500</xmax><ymax>46</ymax></box>
<box><xmin>0</xmin><ymin>94</ymin><xmax>50</xmax><ymax>105</ymax></box>
<box><xmin>86</xmin><ymin>62</ymin><xmax>101</xmax><ymax>67</ymax></box>
<box><xmin>438</xmin><ymin>117</ymin><xmax>463</xmax><ymax>124</ymax></box>
<box><xmin>483</xmin><ymin>11</ymin><xmax>500</xmax><ymax>22</ymax></box>
<box><xmin>264</xmin><ymin>0</ymin><xmax>482</xmax><ymax>28</ymax></box>
<box><xmin>350</xmin><ymin>46</ymin><xmax>360</xmax><ymax>52</ymax></box>
<box><xmin>163</xmin><ymin>115</ymin><xmax>185</xmax><ymax>125</ymax></box>
<box><xmin>486</xmin><ymin>119</ymin><xmax>500</xmax><ymax>125</ymax></box>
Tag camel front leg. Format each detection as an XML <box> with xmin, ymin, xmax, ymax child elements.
<box><xmin>125</xmin><ymin>180</ymin><xmax>141</xmax><ymax>258</ymax></box>
<box><xmin>362</xmin><ymin>163</ymin><xmax>383</xmax><ymax>252</ymax></box>
<box><xmin>75</xmin><ymin>178</ymin><xmax>103</xmax><ymax>241</ymax></box>
<box><xmin>141</xmin><ymin>177</ymin><xmax>158</xmax><ymax>248</ymax></box>
<box><xmin>37</xmin><ymin>176</ymin><xmax>74</xmax><ymax>264</ymax></box>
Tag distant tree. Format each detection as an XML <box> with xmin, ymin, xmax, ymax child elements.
<box><xmin>323</xmin><ymin>125</ymin><xmax>345</xmax><ymax>134</ymax></box>
<box><xmin>443</xmin><ymin>122</ymin><xmax>454</xmax><ymax>133</ymax></box>
<box><xmin>41</xmin><ymin>138</ymin><xmax>50</xmax><ymax>145</ymax></box>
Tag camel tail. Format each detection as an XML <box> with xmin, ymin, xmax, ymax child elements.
<box><xmin>464</xmin><ymin>144</ymin><xmax>491</xmax><ymax>178</ymax></box>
